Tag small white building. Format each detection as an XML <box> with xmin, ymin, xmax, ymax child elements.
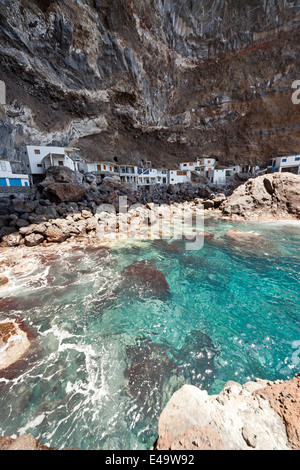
<box><xmin>267</xmin><ymin>155</ymin><xmax>300</xmax><ymax>174</ymax></box>
<box><xmin>194</xmin><ymin>158</ymin><xmax>216</xmax><ymax>178</ymax></box>
<box><xmin>138</xmin><ymin>168</ymin><xmax>168</xmax><ymax>186</ymax></box>
<box><xmin>26</xmin><ymin>146</ymin><xmax>83</xmax><ymax>177</ymax></box>
<box><xmin>179</xmin><ymin>161</ymin><xmax>198</xmax><ymax>172</ymax></box>
<box><xmin>168</xmin><ymin>169</ymin><xmax>191</xmax><ymax>184</ymax></box>
<box><xmin>208</xmin><ymin>168</ymin><xmax>227</xmax><ymax>185</ymax></box>
<box><xmin>84</xmin><ymin>161</ymin><xmax>119</xmax><ymax>175</ymax></box>
<box><xmin>228</xmin><ymin>165</ymin><xmax>242</xmax><ymax>174</ymax></box>
<box><xmin>119</xmin><ymin>165</ymin><xmax>139</xmax><ymax>184</ymax></box>
<box><xmin>0</xmin><ymin>160</ymin><xmax>30</xmax><ymax>187</ymax></box>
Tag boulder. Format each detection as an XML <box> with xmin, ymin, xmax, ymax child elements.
<box><xmin>1</xmin><ymin>232</ymin><xmax>23</xmax><ymax>247</ymax></box>
<box><xmin>44</xmin><ymin>225</ymin><xmax>67</xmax><ymax>243</ymax></box>
<box><xmin>0</xmin><ymin>321</ymin><xmax>31</xmax><ymax>371</ymax></box>
<box><xmin>25</xmin><ymin>233</ymin><xmax>44</xmax><ymax>247</ymax></box>
<box><xmin>222</xmin><ymin>173</ymin><xmax>300</xmax><ymax>219</ymax></box>
<box><xmin>42</xmin><ymin>183</ymin><xmax>86</xmax><ymax>204</ymax></box>
<box><xmin>155</xmin><ymin>377</ymin><xmax>296</xmax><ymax>450</ymax></box>
<box><xmin>100</xmin><ymin>177</ymin><xmax>125</xmax><ymax>192</ymax></box>
<box><xmin>42</xmin><ymin>166</ymin><xmax>82</xmax><ymax>185</ymax></box>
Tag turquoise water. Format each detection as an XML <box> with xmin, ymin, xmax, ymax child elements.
<box><xmin>0</xmin><ymin>216</ymin><xmax>299</xmax><ymax>449</ymax></box>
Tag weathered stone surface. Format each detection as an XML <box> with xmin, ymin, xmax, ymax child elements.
<box><xmin>155</xmin><ymin>379</ymin><xmax>293</xmax><ymax>450</ymax></box>
<box><xmin>44</xmin><ymin>226</ymin><xmax>67</xmax><ymax>243</ymax></box>
<box><xmin>222</xmin><ymin>174</ymin><xmax>300</xmax><ymax>220</ymax></box>
<box><xmin>43</xmin><ymin>166</ymin><xmax>83</xmax><ymax>185</ymax></box>
<box><xmin>25</xmin><ymin>233</ymin><xmax>44</xmax><ymax>247</ymax></box>
<box><xmin>100</xmin><ymin>177</ymin><xmax>124</xmax><ymax>192</ymax></box>
<box><xmin>42</xmin><ymin>183</ymin><xmax>86</xmax><ymax>204</ymax></box>
<box><xmin>254</xmin><ymin>374</ymin><xmax>300</xmax><ymax>450</ymax></box>
<box><xmin>2</xmin><ymin>1</ymin><xmax>300</xmax><ymax>172</ymax></box>
<box><xmin>0</xmin><ymin>320</ymin><xmax>31</xmax><ymax>371</ymax></box>
<box><xmin>1</xmin><ymin>232</ymin><xmax>23</xmax><ymax>247</ymax></box>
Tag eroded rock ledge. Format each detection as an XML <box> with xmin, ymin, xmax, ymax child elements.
<box><xmin>221</xmin><ymin>173</ymin><xmax>300</xmax><ymax>220</ymax></box>
<box><xmin>155</xmin><ymin>375</ymin><xmax>300</xmax><ymax>450</ymax></box>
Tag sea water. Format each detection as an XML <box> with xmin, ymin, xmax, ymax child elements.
<box><xmin>0</xmin><ymin>217</ymin><xmax>299</xmax><ymax>449</ymax></box>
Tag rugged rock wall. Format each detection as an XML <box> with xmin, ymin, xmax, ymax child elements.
<box><xmin>1</xmin><ymin>0</ymin><xmax>300</xmax><ymax>168</ymax></box>
<box><xmin>155</xmin><ymin>374</ymin><xmax>300</xmax><ymax>450</ymax></box>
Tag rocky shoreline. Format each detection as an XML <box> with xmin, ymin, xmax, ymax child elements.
<box><xmin>155</xmin><ymin>374</ymin><xmax>300</xmax><ymax>451</ymax></box>
<box><xmin>0</xmin><ymin>170</ymin><xmax>299</xmax><ymax>251</ymax></box>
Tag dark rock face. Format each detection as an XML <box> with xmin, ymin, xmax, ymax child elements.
<box><xmin>0</xmin><ymin>1</ymin><xmax>300</xmax><ymax>168</ymax></box>
<box><xmin>42</xmin><ymin>183</ymin><xmax>86</xmax><ymax>204</ymax></box>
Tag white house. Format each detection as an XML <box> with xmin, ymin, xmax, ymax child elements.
<box><xmin>168</xmin><ymin>169</ymin><xmax>191</xmax><ymax>184</ymax></box>
<box><xmin>84</xmin><ymin>161</ymin><xmax>119</xmax><ymax>175</ymax></box>
<box><xmin>179</xmin><ymin>161</ymin><xmax>198</xmax><ymax>172</ymax></box>
<box><xmin>208</xmin><ymin>168</ymin><xmax>227</xmax><ymax>185</ymax></box>
<box><xmin>119</xmin><ymin>165</ymin><xmax>139</xmax><ymax>184</ymax></box>
<box><xmin>26</xmin><ymin>146</ymin><xmax>83</xmax><ymax>178</ymax></box>
<box><xmin>138</xmin><ymin>168</ymin><xmax>168</xmax><ymax>186</ymax></box>
<box><xmin>267</xmin><ymin>155</ymin><xmax>300</xmax><ymax>174</ymax></box>
<box><xmin>0</xmin><ymin>160</ymin><xmax>30</xmax><ymax>187</ymax></box>
<box><xmin>194</xmin><ymin>158</ymin><xmax>216</xmax><ymax>178</ymax></box>
<box><xmin>228</xmin><ymin>165</ymin><xmax>242</xmax><ymax>174</ymax></box>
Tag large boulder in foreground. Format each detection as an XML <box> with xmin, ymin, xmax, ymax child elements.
<box><xmin>42</xmin><ymin>183</ymin><xmax>86</xmax><ymax>204</ymax></box>
<box><xmin>222</xmin><ymin>173</ymin><xmax>300</xmax><ymax>220</ymax></box>
<box><xmin>0</xmin><ymin>321</ymin><xmax>31</xmax><ymax>371</ymax></box>
<box><xmin>155</xmin><ymin>375</ymin><xmax>300</xmax><ymax>450</ymax></box>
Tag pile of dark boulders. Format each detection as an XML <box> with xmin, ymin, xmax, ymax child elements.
<box><xmin>0</xmin><ymin>166</ymin><xmax>230</xmax><ymax>248</ymax></box>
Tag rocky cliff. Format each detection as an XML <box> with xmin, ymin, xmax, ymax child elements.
<box><xmin>1</xmin><ymin>0</ymin><xmax>300</xmax><ymax>169</ymax></box>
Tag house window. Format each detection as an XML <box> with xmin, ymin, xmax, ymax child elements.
<box><xmin>34</xmin><ymin>149</ymin><xmax>41</xmax><ymax>155</ymax></box>
<box><xmin>58</xmin><ymin>161</ymin><xmax>64</xmax><ymax>166</ymax></box>
<box><xmin>110</xmin><ymin>167</ymin><xmax>112</xmax><ymax>172</ymax></box>
<box><xmin>97</xmin><ymin>165</ymin><xmax>101</xmax><ymax>171</ymax></box>
<box><xmin>295</xmin><ymin>157</ymin><xmax>300</xmax><ymax>161</ymax></box>
<box><xmin>103</xmin><ymin>165</ymin><xmax>106</xmax><ymax>170</ymax></box>
<box><xmin>282</xmin><ymin>159</ymin><xmax>287</xmax><ymax>163</ymax></box>
<box><xmin>189</xmin><ymin>162</ymin><xmax>193</xmax><ymax>166</ymax></box>
<box><xmin>208</xmin><ymin>160</ymin><xmax>211</xmax><ymax>164</ymax></box>
<box><xmin>37</xmin><ymin>164</ymin><xmax>43</xmax><ymax>168</ymax></box>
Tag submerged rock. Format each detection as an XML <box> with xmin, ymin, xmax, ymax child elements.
<box><xmin>124</xmin><ymin>338</ymin><xmax>182</xmax><ymax>417</ymax></box>
<box><xmin>177</xmin><ymin>330</ymin><xmax>218</xmax><ymax>389</ymax></box>
<box><xmin>121</xmin><ymin>260</ymin><xmax>170</xmax><ymax>297</ymax></box>
<box><xmin>225</xmin><ymin>229</ymin><xmax>272</xmax><ymax>253</ymax></box>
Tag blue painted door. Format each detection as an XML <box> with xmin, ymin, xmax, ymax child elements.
<box><xmin>9</xmin><ymin>178</ymin><xmax>22</xmax><ymax>187</ymax></box>
<box><xmin>0</xmin><ymin>178</ymin><xmax>7</xmax><ymax>186</ymax></box>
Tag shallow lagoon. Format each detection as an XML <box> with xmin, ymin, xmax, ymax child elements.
<box><xmin>0</xmin><ymin>217</ymin><xmax>299</xmax><ymax>450</ymax></box>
